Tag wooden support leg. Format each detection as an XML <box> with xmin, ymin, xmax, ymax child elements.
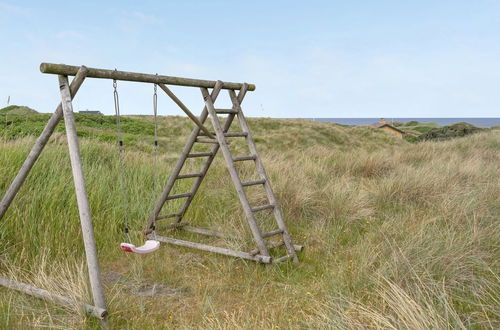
<box><xmin>0</xmin><ymin>67</ymin><xmax>88</xmax><ymax>221</ymax></box>
<box><xmin>229</xmin><ymin>90</ymin><xmax>299</xmax><ymax>263</ymax></box>
<box><xmin>0</xmin><ymin>276</ymin><xmax>107</xmax><ymax>319</ymax></box>
<box><xmin>202</xmin><ymin>85</ymin><xmax>270</xmax><ymax>258</ymax></box>
<box><xmin>58</xmin><ymin>75</ymin><xmax>108</xmax><ymax>327</ymax></box>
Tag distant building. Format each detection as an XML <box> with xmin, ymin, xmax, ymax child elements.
<box><xmin>371</xmin><ymin>118</ymin><xmax>406</xmax><ymax>139</ymax></box>
<box><xmin>79</xmin><ymin>110</ymin><xmax>103</xmax><ymax>115</ymax></box>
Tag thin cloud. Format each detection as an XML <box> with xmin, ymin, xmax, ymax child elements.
<box><xmin>130</xmin><ymin>11</ymin><xmax>162</xmax><ymax>24</ymax></box>
<box><xmin>0</xmin><ymin>1</ymin><xmax>31</xmax><ymax>16</ymax></box>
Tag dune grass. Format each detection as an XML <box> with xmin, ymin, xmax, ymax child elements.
<box><xmin>0</xmin><ymin>116</ymin><xmax>499</xmax><ymax>329</ymax></box>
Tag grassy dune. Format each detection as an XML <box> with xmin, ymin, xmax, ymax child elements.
<box><xmin>0</xmin><ymin>116</ymin><xmax>499</xmax><ymax>329</ymax></box>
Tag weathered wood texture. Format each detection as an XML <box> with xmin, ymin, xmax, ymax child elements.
<box><xmin>229</xmin><ymin>89</ymin><xmax>299</xmax><ymax>264</ymax></box>
<box><xmin>146</xmin><ymin>81</ymin><xmax>246</xmax><ymax>232</ymax></box>
<box><xmin>145</xmin><ymin>82</ymin><xmax>224</xmax><ymax>233</ymax></box>
<box><xmin>202</xmin><ymin>85</ymin><xmax>270</xmax><ymax>257</ymax></box>
<box><xmin>146</xmin><ymin>82</ymin><xmax>300</xmax><ymax>264</ymax></box>
<box><xmin>40</xmin><ymin>63</ymin><xmax>255</xmax><ymax>91</ymax></box>
<box><xmin>0</xmin><ymin>67</ymin><xmax>88</xmax><ymax>220</ymax></box>
<box><xmin>58</xmin><ymin>75</ymin><xmax>108</xmax><ymax>320</ymax></box>
<box><xmin>249</xmin><ymin>242</ymin><xmax>304</xmax><ymax>256</ymax></box>
<box><xmin>172</xmin><ymin>85</ymin><xmax>247</xmax><ymax>223</ymax></box>
<box><xmin>149</xmin><ymin>234</ymin><xmax>271</xmax><ymax>263</ymax></box>
<box><xmin>0</xmin><ymin>276</ymin><xmax>107</xmax><ymax>319</ymax></box>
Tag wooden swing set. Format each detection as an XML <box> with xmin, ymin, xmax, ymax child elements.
<box><xmin>0</xmin><ymin>63</ymin><xmax>302</xmax><ymax>323</ymax></box>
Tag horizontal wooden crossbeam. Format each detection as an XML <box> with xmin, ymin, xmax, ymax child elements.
<box><xmin>40</xmin><ymin>63</ymin><xmax>255</xmax><ymax>91</ymax></box>
<box><xmin>148</xmin><ymin>234</ymin><xmax>271</xmax><ymax>263</ymax></box>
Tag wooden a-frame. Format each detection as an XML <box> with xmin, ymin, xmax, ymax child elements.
<box><xmin>0</xmin><ymin>66</ymin><xmax>109</xmax><ymax>325</ymax></box>
<box><xmin>145</xmin><ymin>81</ymin><xmax>302</xmax><ymax>264</ymax></box>
<box><xmin>0</xmin><ymin>63</ymin><xmax>302</xmax><ymax>326</ymax></box>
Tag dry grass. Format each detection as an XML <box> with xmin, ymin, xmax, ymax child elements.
<box><xmin>0</xmin><ymin>118</ymin><xmax>499</xmax><ymax>329</ymax></box>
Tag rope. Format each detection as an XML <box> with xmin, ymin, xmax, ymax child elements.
<box><xmin>113</xmin><ymin>76</ymin><xmax>131</xmax><ymax>242</ymax></box>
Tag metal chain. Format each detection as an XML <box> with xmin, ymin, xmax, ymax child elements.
<box><xmin>153</xmin><ymin>80</ymin><xmax>158</xmax><ymax>154</ymax></box>
<box><xmin>151</xmin><ymin>76</ymin><xmax>159</xmax><ymax>234</ymax></box>
<box><xmin>113</xmin><ymin>75</ymin><xmax>130</xmax><ymax>241</ymax></box>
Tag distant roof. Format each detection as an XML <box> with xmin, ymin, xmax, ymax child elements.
<box><xmin>371</xmin><ymin>122</ymin><xmax>406</xmax><ymax>134</ymax></box>
<box><xmin>371</xmin><ymin>122</ymin><xmax>385</xmax><ymax>128</ymax></box>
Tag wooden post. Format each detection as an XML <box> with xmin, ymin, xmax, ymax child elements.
<box><xmin>0</xmin><ymin>276</ymin><xmax>107</xmax><ymax>319</ymax></box>
<box><xmin>58</xmin><ymin>75</ymin><xmax>108</xmax><ymax>325</ymax></box>
<box><xmin>0</xmin><ymin>67</ymin><xmax>88</xmax><ymax>220</ymax></box>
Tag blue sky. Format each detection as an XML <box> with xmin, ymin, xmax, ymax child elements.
<box><xmin>1</xmin><ymin>1</ymin><xmax>499</xmax><ymax>118</ymax></box>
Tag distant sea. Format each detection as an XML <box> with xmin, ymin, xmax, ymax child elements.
<box><xmin>308</xmin><ymin>118</ymin><xmax>500</xmax><ymax>128</ymax></box>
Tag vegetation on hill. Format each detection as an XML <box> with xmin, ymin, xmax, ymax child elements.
<box><xmin>390</xmin><ymin>120</ymin><xmax>485</xmax><ymax>142</ymax></box>
<box><xmin>0</xmin><ymin>114</ymin><xmax>499</xmax><ymax>328</ymax></box>
<box><xmin>1</xmin><ymin>113</ymin><xmax>401</xmax><ymax>152</ymax></box>
<box><xmin>393</xmin><ymin>120</ymin><xmax>441</xmax><ymax>135</ymax></box>
<box><xmin>419</xmin><ymin>122</ymin><xmax>483</xmax><ymax>141</ymax></box>
<box><xmin>0</xmin><ymin>105</ymin><xmax>38</xmax><ymax>115</ymax></box>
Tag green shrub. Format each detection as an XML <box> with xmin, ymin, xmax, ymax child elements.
<box><xmin>419</xmin><ymin>122</ymin><xmax>483</xmax><ymax>141</ymax></box>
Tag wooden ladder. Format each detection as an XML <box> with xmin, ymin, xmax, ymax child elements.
<box><xmin>145</xmin><ymin>81</ymin><xmax>301</xmax><ymax>264</ymax></box>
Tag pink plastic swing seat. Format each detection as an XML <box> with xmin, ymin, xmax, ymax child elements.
<box><xmin>120</xmin><ymin>240</ymin><xmax>160</xmax><ymax>254</ymax></box>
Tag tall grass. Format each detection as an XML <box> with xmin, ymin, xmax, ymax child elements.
<box><xmin>0</xmin><ymin>117</ymin><xmax>498</xmax><ymax>329</ymax></box>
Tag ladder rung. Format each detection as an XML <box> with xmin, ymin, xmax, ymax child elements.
<box><xmin>198</xmin><ymin>132</ymin><xmax>247</xmax><ymax>137</ymax></box>
<box><xmin>273</xmin><ymin>255</ymin><xmax>294</xmax><ymax>264</ymax></box>
<box><xmin>224</xmin><ymin>132</ymin><xmax>247</xmax><ymax>137</ymax></box>
<box><xmin>187</xmin><ymin>152</ymin><xmax>213</xmax><ymax>158</ymax></box>
<box><xmin>215</xmin><ymin>108</ymin><xmax>238</xmax><ymax>114</ymax></box>
<box><xmin>177</xmin><ymin>173</ymin><xmax>203</xmax><ymax>179</ymax></box>
<box><xmin>155</xmin><ymin>222</ymin><xmax>188</xmax><ymax>229</ymax></box>
<box><xmin>251</xmin><ymin>204</ymin><xmax>275</xmax><ymax>212</ymax></box>
<box><xmin>196</xmin><ymin>138</ymin><xmax>219</xmax><ymax>144</ymax></box>
<box><xmin>198</xmin><ymin>131</ymin><xmax>215</xmax><ymax>136</ymax></box>
<box><xmin>156</xmin><ymin>213</ymin><xmax>181</xmax><ymax>220</ymax></box>
<box><xmin>166</xmin><ymin>193</ymin><xmax>192</xmax><ymax>200</ymax></box>
<box><xmin>233</xmin><ymin>155</ymin><xmax>256</xmax><ymax>162</ymax></box>
<box><xmin>262</xmin><ymin>229</ymin><xmax>284</xmax><ymax>238</ymax></box>
<box><xmin>241</xmin><ymin>179</ymin><xmax>266</xmax><ymax>187</ymax></box>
